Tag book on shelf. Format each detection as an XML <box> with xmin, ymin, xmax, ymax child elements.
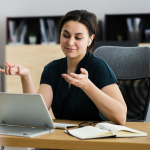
<box><xmin>47</xmin><ymin>19</ymin><xmax>57</xmax><ymax>44</ymax></box>
<box><xmin>18</xmin><ymin>20</ymin><xmax>26</xmax><ymax>43</ymax></box>
<box><xmin>39</xmin><ymin>18</ymin><xmax>58</xmax><ymax>45</ymax></box>
<box><xmin>8</xmin><ymin>20</ymin><xmax>27</xmax><ymax>44</ymax></box>
<box><xmin>39</xmin><ymin>18</ymin><xmax>48</xmax><ymax>44</ymax></box>
<box><xmin>65</xmin><ymin>122</ymin><xmax>147</xmax><ymax>139</ymax></box>
<box><xmin>126</xmin><ymin>17</ymin><xmax>141</xmax><ymax>41</ymax></box>
<box><xmin>8</xmin><ymin>20</ymin><xmax>16</xmax><ymax>43</ymax></box>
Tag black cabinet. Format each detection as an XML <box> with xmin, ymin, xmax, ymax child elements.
<box><xmin>105</xmin><ymin>14</ymin><xmax>150</xmax><ymax>43</ymax></box>
<box><xmin>6</xmin><ymin>16</ymin><xmax>62</xmax><ymax>44</ymax></box>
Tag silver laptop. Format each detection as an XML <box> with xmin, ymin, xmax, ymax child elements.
<box><xmin>0</xmin><ymin>92</ymin><xmax>55</xmax><ymax>137</ymax></box>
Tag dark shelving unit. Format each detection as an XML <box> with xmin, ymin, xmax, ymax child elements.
<box><xmin>6</xmin><ymin>16</ymin><xmax>63</xmax><ymax>44</ymax></box>
<box><xmin>105</xmin><ymin>13</ymin><xmax>150</xmax><ymax>43</ymax></box>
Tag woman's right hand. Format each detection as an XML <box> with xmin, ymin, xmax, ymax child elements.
<box><xmin>0</xmin><ymin>62</ymin><xmax>30</xmax><ymax>77</ymax></box>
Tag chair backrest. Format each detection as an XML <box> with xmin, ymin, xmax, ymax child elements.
<box><xmin>93</xmin><ymin>46</ymin><xmax>150</xmax><ymax>122</ymax></box>
<box><xmin>92</xmin><ymin>41</ymin><xmax>138</xmax><ymax>52</ymax></box>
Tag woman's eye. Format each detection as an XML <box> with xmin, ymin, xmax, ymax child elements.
<box><xmin>63</xmin><ymin>34</ymin><xmax>82</xmax><ymax>40</ymax></box>
<box><xmin>63</xmin><ymin>35</ymin><xmax>69</xmax><ymax>38</ymax></box>
<box><xmin>76</xmin><ymin>37</ymin><xmax>82</xmax><ymax>40</ymax></box>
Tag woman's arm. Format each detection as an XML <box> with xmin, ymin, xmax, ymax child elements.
<box><xmin>62</xmin><ymin>68</ymin><xmax>127</xmax><ymax>125</ymax></box>
<box><xmin>82</xmin><ymin>81</ymin><xmax>127</xmax><ymax>125</ymax></box>
<box><xmin>37</xmin><ymin>84</ymin><xmax>53</xmax><ymax>110</ymax></box>
<box><xmin>20</xmin><ymin>72</ymin><xmax>36</xmax><ymax>94</ymax></box>
<box><xmin>0</xmin><ymin>62</ymin><xmax>53</xmax><ymax>109</ymax></box>
<box><xmin>21</xmin><ymin>76</ymin><xmax>53</xmax><ymax>109</ymax></box>
<box><xmin>0</xmin><ymin>62</ymin><xmax>36</xmax><ymax>93</ymax></box>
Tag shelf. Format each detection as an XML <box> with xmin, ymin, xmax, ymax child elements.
<box><xmin>105</xmin><ymin>13</ymin><xmax>150</xmax><ymax>43</ymax></box>
<box><xmin>6</xmin><ymin>16</ymin><xmax>63</xmax><ymax>45</ymax></box>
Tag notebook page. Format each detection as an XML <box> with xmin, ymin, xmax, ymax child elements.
<box><xmin>66</xmin><ymin>126</ymin><xmax>112</xmax><ymax>139</ymax></box>
<box><xmin>95</xmin><ymin>122</ymin><xmax>145</xmax><ymax>134</ymax></box>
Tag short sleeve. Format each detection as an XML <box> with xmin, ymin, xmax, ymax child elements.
<box><xmin>99</xmin><ymin>111</ymin><xmax>109</xmax><ymax>121</ymax></box>
<box><xmin>40</xmin><ymin>66</ymin><xmax>51</xmax><ymax>86</ymax></box>
<box><xmin>95</xmin><ymin>60</ymin><xmax>118</xmax><ymax>89</ymax></box>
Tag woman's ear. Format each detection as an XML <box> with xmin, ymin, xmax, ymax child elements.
<box><xmin>91</xmin><ymin>34</ymin><xmax>95</xmax><ymax>41</ymax></box>
<box><xmin>88</xmin><ymin>39</ymin><xmax>92</xmax><ymax>47</ymax></box>
<box><xmin>88</xmin><ymin>34</ymin><xmax>95</xmax><ymax>47</ymax></box>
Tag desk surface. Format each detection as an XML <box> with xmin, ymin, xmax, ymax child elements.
<box><xmin>0</xmin><ymin>120</ymin><xmax>150</xmax><ymax>150</ymax></box>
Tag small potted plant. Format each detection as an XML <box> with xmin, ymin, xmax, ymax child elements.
<box><xmin>28</xmin><ymin>31</ymin><xmax>37</xmax><ymax>44</ymax></box>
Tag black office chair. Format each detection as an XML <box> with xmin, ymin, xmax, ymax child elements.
<box><xmin>93</xmin><ymin>46</ymin><xmax>150</xmax><ymax>122</ymax></box>
<box><xmin>92</xmin><ymin>41</ymin><xmax>138</xmax><ymax>52</ymax></box>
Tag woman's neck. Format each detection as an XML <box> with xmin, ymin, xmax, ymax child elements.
<box><xmin>67</xmin><ymin>51</ymin><xmax>86</xmax><ymax>74</ymax></box>
<box><xmin>67</xmin><ymin>58</ymin><xmax>78</xmax><ymax>73</ymax></box>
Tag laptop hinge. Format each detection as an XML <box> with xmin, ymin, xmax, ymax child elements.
<box><xmin>0</xmin><ymin>123</ymin><xmax>50</xmax><ymax>129</ymax></box>
<box><xmin>0</xmin><ymin>124</ymin><xmax>6</xmax><ymax>126</ymax></box>
<box><xmin>44</xmin><ymin>127</ymin><xmax>50</xmax><ymax>130</ymax></box>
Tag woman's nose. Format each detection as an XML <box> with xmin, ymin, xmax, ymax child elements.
<box><xmin>67</xmin><ymin>37</ymin><xmax>75</xmax><ymax>46</ymax></box>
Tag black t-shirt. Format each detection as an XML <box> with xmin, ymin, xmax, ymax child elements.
<box><xmin>40</xmin><ymin>51</ymin><xmax>118</xmax><ymax>121</ymax></box>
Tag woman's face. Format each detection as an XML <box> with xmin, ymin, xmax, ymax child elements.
<box><xmin>60</xmin><ymin>20</ymin><xmax>91</xmax><ymax>60</ymax></box>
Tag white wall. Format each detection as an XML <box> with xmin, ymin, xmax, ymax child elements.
<box><xmin>1</xmin><ymin>0</ymin><xmax>150</xmax><ymax>65</ymax></box>
<box><xmin>0</xmin><ymin>0</ymin><xmax>150</xmax><ymax>121</ymax></box>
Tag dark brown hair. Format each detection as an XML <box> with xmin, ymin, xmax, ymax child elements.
<box><xmin>57</xmin><ymin>10</ymin><xmax>98</xmax><ymax>52</ymax></box>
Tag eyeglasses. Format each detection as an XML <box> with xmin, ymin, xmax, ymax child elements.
<box><xmin>78</xmin><ymin>121</ymin><xmax>97</xmax><ymax>128</ymax></box>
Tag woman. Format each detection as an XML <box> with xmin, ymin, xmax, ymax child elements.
<box><xmin>0</xmin><ymin>10</ymin><xmax>127</xmax><ymax>125</ymax></box>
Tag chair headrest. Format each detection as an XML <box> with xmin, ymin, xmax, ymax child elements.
<box><xmin>93</xmin><ymin>46</ymin><xmax>150</xmax><ymax>79</ymax></box>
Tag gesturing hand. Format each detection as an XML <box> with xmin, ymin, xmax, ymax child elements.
<box><xmin>0</xmin><ymin>62</ymin><xmax>30</xmax><ymax>77</ymax></box>
<box><xmin>62</xmin><ymin>68</ymin><xmax>90</xmax><ymax>90</ymax></box>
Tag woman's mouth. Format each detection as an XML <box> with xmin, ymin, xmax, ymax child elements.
<box><xmin>66</xmin><ymin>48</ymin><xmax>76</xmax><ymax>51</ymax></box>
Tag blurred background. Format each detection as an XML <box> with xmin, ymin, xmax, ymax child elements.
<box><xmin>1</xmin><ymin>0</ymin><xmax>150</xmax><ymax>66</ymax></box>
<box><xmin>0</xmin><ymin>0</ymin><xmax>150</xmax><ymax>121</ymax></box>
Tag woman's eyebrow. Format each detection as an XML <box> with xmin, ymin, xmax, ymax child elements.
<box><xmin>63</xmin><ymin>30</ymin><xmax>84</xmax><ymax>35</ymax></box>
<box><xmin>75</xmin><ymin>33</ymin><xmax>84</xmax><ymax>35</ymax></box>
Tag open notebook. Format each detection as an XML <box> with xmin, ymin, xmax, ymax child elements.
<box><xmin>65</xmin><ymin>122</ymin><xmax>147</xmax><ymax>139</ymax></box>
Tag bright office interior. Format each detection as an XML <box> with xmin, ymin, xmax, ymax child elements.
<box><xmin>0</xmin><ymin>0</ymin><xmax>150</xmax><ymax>121</ymax></box>
<box><xmin>0</xmin><ymin>1</ymin><xmax>150</xmax><ymax>149</ymax></box>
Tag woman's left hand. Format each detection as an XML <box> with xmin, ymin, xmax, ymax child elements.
<box><xmin>62</xmin><ymin>68</ymin><xmax>90</xmax><ymax>90</ymax></box>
